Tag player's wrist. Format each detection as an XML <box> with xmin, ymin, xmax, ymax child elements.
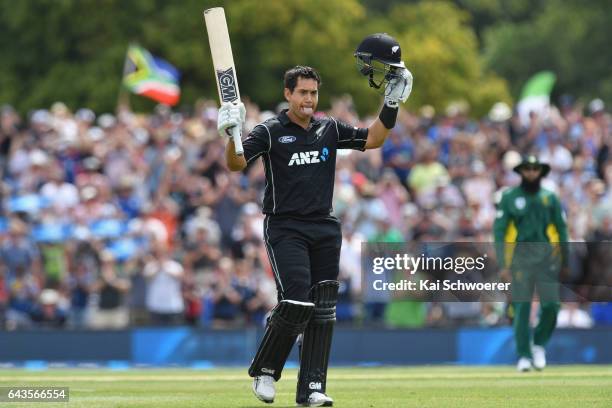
<box><xmin>379</xmin><ymin>104</ymin><xmax>398</xmax><ymax>129</ymax></box>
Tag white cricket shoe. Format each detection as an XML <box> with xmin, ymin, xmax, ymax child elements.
<box><xmin>517</xmin><ymin>357</ymin><xmax>532</xmax><ymax>372</ymax></box>
<box><xmin>253</xmin><ymin>375</ymin><xmax>275</xmax><ymax>403</ymax></box>
<box><xmin>297</xmin><ymin>392</ymin><xmax>334</xmax><ymax>407</ymax></box>
<box><xmin>532</xmin><ymin>345</ymin><xmax>546</xmax><ymax>370</ymax></box>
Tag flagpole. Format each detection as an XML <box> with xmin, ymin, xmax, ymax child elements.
<box><xmin>117</xmin><ymin>44</ymin><xmax>132</xmax><ymax>114</ymax></box>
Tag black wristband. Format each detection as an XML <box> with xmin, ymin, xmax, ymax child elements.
<box><xmin>379</xmin><ymin>105</ymin><xmax>398</xmax><ymax>129</ymax></box>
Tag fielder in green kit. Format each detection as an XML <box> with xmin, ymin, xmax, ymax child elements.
<box><xmin>493</xmin><ymin>155</ymin><xmax>568</xmax><ymax>372</ymax></box>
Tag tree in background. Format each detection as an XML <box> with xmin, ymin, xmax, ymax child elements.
<box><xmin>480</xmin><ymin>0</ymin><xmax>612</xmax><ymax>105</ymax></box>
<box><xmin>377</xmin><ymin>1</ymin><xmax>510</xmax><ymax>116</ymax></box>
<box><xmin>18</xmin><ymin>0</ymin><xmax>612</xmax><ymax>117</ymax></box>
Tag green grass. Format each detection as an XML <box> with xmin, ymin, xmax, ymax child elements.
<box><xmin>0</xmin><ymin>365</ymin><xmax>610</xmax><ymax>407</ymax></box>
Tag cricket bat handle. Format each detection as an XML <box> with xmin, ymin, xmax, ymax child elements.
<box><xmin>232</xmin><ymin>124</ymin><xmax>244</xmax><ymax>156</ymax></box>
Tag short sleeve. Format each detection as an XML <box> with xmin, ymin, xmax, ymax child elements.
<box><xmin>334</xmin><ymin>118</ymin><xmax>368</xmax><ymax>151</ymax></box>
<box><xmin>243</xmin><ymin>124</ymin><xmax>271</xmax><ymax>164</ymax></box>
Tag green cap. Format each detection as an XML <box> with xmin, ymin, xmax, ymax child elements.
<box><xmin>513</xmin><ymin>155</ymin><xmax>550</xmax><ymax>177</ymax></box>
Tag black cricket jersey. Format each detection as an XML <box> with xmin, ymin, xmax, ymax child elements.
<box><xmin>242</xmin><ymin>109</ymin><xmax>368</xmax><ymax>217</ymax></box>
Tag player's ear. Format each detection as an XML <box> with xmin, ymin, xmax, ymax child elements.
<box><xmin>284</xmin><ymin>87</ymin><xmax>292</xmax><ymax>101</ymax></box>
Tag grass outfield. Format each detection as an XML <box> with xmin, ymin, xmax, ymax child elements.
<box><xmin>0</xmin><ymin>366</ymin><xmax>611</xmax><ymax>407</ymax></box>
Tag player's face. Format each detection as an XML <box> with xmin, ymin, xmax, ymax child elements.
<box><xmin>284</xmin><ymin>77</ymin><xmax>319</xmax><ymax>122</ymax></box>
<box><xmin>520</xmin><ymin>165</ymin><xmax>542</xmax><ymax>182</ymax></box>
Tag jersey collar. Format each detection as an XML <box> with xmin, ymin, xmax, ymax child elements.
<box><xmin>279</xmin><ymin>109</ymin><xmax>320</xmax><ymax>130</ymax></box>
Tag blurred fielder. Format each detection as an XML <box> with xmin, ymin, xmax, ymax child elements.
<box><xmin>220</xmin><ymin>34</ymin><xmax>412</xmax><ymax>406</ymax></box>
<box><xmin>494</xmin><ymin>156</ymin><xmax>568</xmax><ymax>372</ymax></box>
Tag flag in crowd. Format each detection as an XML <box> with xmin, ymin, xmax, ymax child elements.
<box><xmin>517</xmin><ymin>70</ymin><xmax>556</xmax><ymax>126</ymax></box>
<box><xmin>122</xmin><ymin>44</ymin><xmax>181</xmax><ymax>106</ymax></box>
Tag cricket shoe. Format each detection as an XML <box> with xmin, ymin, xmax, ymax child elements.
<box><xmin>297</xmin><ymin>392</ymin><xmax>334</xmax><ymax>407</ymax></box>
<box><xmin>532</xmin><ymin>345</ymin><xmax>546</xmax><ymax>370</ymax></box>
<box><xmin>516</xmin><ymin>357</ymin><xmax>532</xmax><ymax>372</ymax></box>
<box><xmin>253</xmin><ymin>375</ymin><xmax>275</xmax><ymax>403</ymax></box>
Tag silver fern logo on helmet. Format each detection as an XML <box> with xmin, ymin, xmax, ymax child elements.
<box><xmin>354</xmin><ymin>33</ymin><xmax>406</xmax><ymax>90</ymax></box>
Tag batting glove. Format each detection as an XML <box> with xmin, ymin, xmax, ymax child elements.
<box><xmin>384</xmin><ymin>67</ymin><xmax>413</xmax><ymax>108</ymax></box>
<box><xmin>217</xmin><ymin>102</ymin><xmax>246</xmax><ymax>138</ymax></box>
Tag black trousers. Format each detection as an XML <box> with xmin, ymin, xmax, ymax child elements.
<box><xmin>263</xmin><ymin>215</ymin><xmax>342</xmax><ymax>302</ymax></box>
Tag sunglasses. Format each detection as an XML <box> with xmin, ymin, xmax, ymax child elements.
<box><xmin>522</xmin><ymin>165</ymin><xmax>542</xmax><ymax>171</ymax></box>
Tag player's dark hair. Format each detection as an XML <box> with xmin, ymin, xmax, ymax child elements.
<box><xmin>284</xmin><ymin>66</ymin><xmax>321</xmax><ymax>92</ymax></box>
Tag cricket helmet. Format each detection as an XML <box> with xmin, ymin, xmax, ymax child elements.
<box><xmin>355</xmin><ymin>33</ymin><xmax>405</xmax><ymax>89</ymax></box>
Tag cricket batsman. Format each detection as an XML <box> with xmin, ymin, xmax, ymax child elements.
<box><xmin>493</xmin><ymin>155</ymin><xmax>568</xmax><ymax>372</ymax></box>
<box><xmin>219</xmin><ymin>34</ymin><xmax>412</xmax><ymax>406</ymax></box>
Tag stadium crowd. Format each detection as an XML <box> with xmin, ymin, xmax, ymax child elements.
<box><xmin>0</xmin><ymin>95</ymin><xmax>611</xmax><ymax>330</ymax></box>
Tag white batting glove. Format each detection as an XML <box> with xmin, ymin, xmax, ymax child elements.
<box><xmin>217</xmin><ymin>102</ymin><xmax>246</xmax><ymax>138</ymax></box>
<box><xmin>384</xmin><ymin>67</ymin><xmax>413</xmax><ymax>108</ymax></box>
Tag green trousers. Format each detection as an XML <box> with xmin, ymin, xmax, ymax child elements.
<box><xmin>511</xmin><ymin>259</ymin><xmax>560</xmax><ymax>358</ymax></box>
<box><xmin>512</xmin><ymin>301</ymin><xmax>560</xmax><ymax>358</ymax></box>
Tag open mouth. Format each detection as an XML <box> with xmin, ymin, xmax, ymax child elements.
<box><xmin>300</xmin><ymin>106</ymin><xmax>313</xmax><ymax>115</ymax></box>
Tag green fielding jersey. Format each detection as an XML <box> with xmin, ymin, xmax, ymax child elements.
<box><xmin>493</xmin><ymin>186</ymin><xmax>568</xmax><ymax>268</ymax></box>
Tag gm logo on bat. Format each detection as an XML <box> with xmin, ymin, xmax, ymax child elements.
<box><xmin>217</xmin><ymin>68</ymin><xmax>238</xmax><ymax>102</ymax></box>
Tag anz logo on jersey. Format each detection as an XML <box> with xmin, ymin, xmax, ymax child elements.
<box><xmin>288</xmin><ymin>147</ymin><xmax>329</xmax><ymax>166</ymax></box>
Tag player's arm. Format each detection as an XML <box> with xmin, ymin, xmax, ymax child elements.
<box><xmin>552</xmin><ymin>194</ymin><xmax>570</xmax><ymax>267</ymax></box>
<box><xmin>551</xmin><ymin>194</ymin><xmax>568</xmax><ymax>242</ymax></box>
<box><xmin>226</xmin><ymin>139</ymin><xmax>246</xmax><ymax>171</ymax></box>
<box><xmin>365</xmin><ymin>68</ymin><xmax>413</xmax><ymax>149</ymax></box>
<box><xmin>493</xmin><ymin>192</ymin><xmax>511</xmax><ymax>269</ymax></box>
<box><xmin>364</xmin><ymin>115</ymin><xmax>392</xmax><ymax>150</ymax></box>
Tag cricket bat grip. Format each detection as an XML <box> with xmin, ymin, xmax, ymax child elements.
<box><xmin>232</xmin><ymin>125</ymin><xmax>244</xmax><ymax>156</ymax></box>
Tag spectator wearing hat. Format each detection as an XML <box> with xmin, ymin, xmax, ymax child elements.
<box><xmin>114</xmin><ymin>175</ymin><xmax>143</xmax><ymax>219</ymax></box>
<box><xmin>30</xmin><ymin>288</ymin><xmax>67</xmax><ymax>328</ymax></box>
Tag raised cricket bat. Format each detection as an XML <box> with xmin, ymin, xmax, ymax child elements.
<box><xmin>203</xmin><ymin>7</ymin><xmax>243</xmax><ymax>155</ymax></box>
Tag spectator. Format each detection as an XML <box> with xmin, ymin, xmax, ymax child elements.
<box><xmin>6</xmin><ymin>265</ymin><xmax>40</xmax><ymax>329</ymax></box>
<box><xmin>381</xmin><ymin>128</ymin><xmax>414</xmax><ymax>185</ymax></box>
<box><xmin>123</xmin><ymin>255</ymin><xmax>149</xmax><ymax>326</ymax></box>
<box><xmin>0</xmin><ymin>219</ymin><xmax>41</xmax><ymax>284</ymax></box>
<box><xmin>144</xmin><ymin>242</ymin><xmax>184</xmax><ymax>325</ymax></box>
<box><xmin>29</xmin><ymin>288</ymin><xmax>67</xmax><ymax>328</ymax></box>
<box><xmin>408</xmin><ymin>143</ymin><xmax>449</xmax><ymax>200</ymax></box>
<box><xmin>0</xmin><ymin>266</ymin><xmax>7</xmax><ymax>329</ymax></box>
<box><xmin>210</xmin><ymin>257</ymin><xmax>244</xmax><ymax>327</ymax></box>
<box><xmin>557</xmin><ymin>303</ymin><xmax>594</xmax><ymax>328</ymax></box>
<box><xmin>67</xmin><ymin>261</ymin><xmax>95</xmax><ymax>329</ymax></box>
<box><xmin>0</xmin><ymin>96</ymin><xmax>609</xmax><ymax>329</ymax></box>
<box><xmin>39</xmin><ymin>165</ymin><xmax>79</xmax><ymax>215</ymax></box>
<box><xmin>90</xmin><ymin>252</ymin><xmax>131</xmax><ymax>329</ymax></box>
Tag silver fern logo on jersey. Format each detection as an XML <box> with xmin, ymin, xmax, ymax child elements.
<box><xmin>279</xmin><ymin>135</ymin><xmax>296</xmax><ymax>144</ymax></box>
